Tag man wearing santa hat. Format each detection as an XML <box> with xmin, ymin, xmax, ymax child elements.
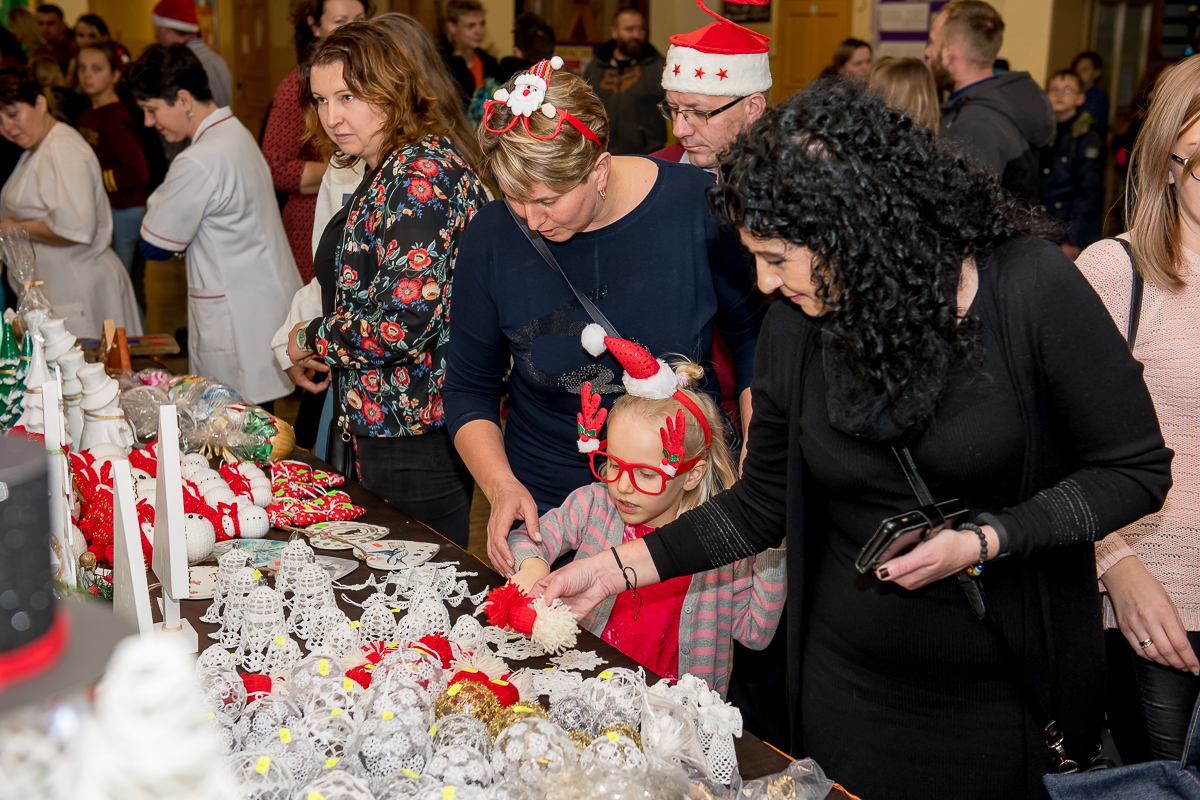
<box><xmin>652</xmin><ymin>1</ymin><xmax>789</xmax><ymax>754</ymax></box>
<box><xmin>150</xmin><ymin>0</ymin><xmax>232</xmax><ymax>110</ymax></box>
<box><xmin>652</xmin><ymin>1</ymin><xmax>771</xmax><ymax>171</ymax></box>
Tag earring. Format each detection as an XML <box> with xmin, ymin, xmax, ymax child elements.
<box><xmin>186</xmin><ymin>109</ymin><xmax>192</xmax><ymax>119</ymax></box>
<box><xmin>599</xmin><ymin>189</ymin><xmax>606</xmax><ymax>199</ymax></box>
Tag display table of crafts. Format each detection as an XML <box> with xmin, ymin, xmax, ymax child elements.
<box><xmin>148</xmin><ymin>449</ymin><xmax>803</xmax><ymax>785</ymax></box>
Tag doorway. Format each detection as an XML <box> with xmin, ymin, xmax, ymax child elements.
<box><xmin>774</xmin><ymin>0</ymin><xmax>852</xmax><ymax>102</ymax></box>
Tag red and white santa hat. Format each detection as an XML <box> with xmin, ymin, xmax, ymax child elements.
<box><xmin>580</xmin><ymin>324</ymin><xmax>713</xmax><ymax>478</ymax></box>
<box><xmin>662</xmin><ymin>0</ymin><xmax>772</xmax><ymax>97</ymax></box>
<box><xmin>152</xmin><ymin>0</ymin><xmax>200</xmax><ymax>33</ymax></box>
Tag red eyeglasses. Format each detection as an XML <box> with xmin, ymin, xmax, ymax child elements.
<box><xmin>589</xmin><ymin>449</ymin><xmax>702</xmax><ymax>496</ymax></box>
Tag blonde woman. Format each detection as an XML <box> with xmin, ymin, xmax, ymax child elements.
<box><xmin>868</xmin><ymin>56</ymin><xmax>940</xmax><ymax>132</ymax></box>
<box><xmin>443</xmin><ymin>62</ymin><xmax>764</xmax><ymax>575</ymax></box>
<box><xmin>1076</xmin><ymin>54</ymin><xmax>1200</xmax><ymax>763</ymax></box>
<box><xmin>7</xmin><ymin>8</ymin><xmax>43</xmax><ymax>59</ymax></box>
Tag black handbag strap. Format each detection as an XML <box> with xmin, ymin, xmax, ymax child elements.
<box><xmin>505</xmin><ymin>199</ymin><xmax>620</xmax><ymax>337</ymax></box>
<box><xmin>892</xmin><ymin>446</ymin><xmax>1086</xmax><ymax>773</ymax></box>
<box><xmin>1108</xmin><ymin>238</ymin><xmax>1144</xmax><ymax>350</ymax></box>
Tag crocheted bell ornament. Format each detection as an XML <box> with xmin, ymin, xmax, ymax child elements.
<box><xmin>481</xmin><ymin>583</ymin><xmax>578</xmax><ymax>655</ymax></box>
<box><xmin>493</xmin><ymin>55</ymin><xmax>564</xmax><ymax>117</ymax></box>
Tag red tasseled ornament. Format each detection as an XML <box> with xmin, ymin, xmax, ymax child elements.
<box><xmin>487</xmin><ymin>678</ymin><xmax>520</xmax><ymax>706</ymax></box>
<box><xmin>346</xmin><ymin>664</ymin><xmax>375</xmax><ymax>689</ymax></box>
<box><xmin>415</xmin><ymin>633</ymin><xmax>455</xmax><ymax>670</ymax></box>
<box><xmin>241</xmin><ymin>673</ymin><xmax>272</xmax><ymax>700</ymax></box>
<box><xmin>362</xmin><ymin>640</ymin><xmax>398</xmax><ymax>665</ymax></box>
<box><xmin>128</xmin><ymin>442</ymin><xmax>158</xmax><ymax>476</ymax></box>
<box><xmin>508</xmin><ymin>604</ymin><xmax>536</xmax><ymax>636</ymax></box>
<box><xmin>484</xmin><ymin>583</ymin><xmax>530</xmax><ymax>629</ymax></box>
<box><xmin>450</xmin><ymin>669</ymin><xmax>490</xmax><ymax>688</ymax></box>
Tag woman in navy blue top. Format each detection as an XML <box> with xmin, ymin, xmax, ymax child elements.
<box><xmin>444</xmin><ymin>64</ymin><xmax>763</xmax><ymax>574</ymax></box>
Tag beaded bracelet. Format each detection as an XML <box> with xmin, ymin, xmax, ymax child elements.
<box><xmin>960</xmin><ymin>522</ymin><xmax>987</xmax><ymax>577</ymax></box>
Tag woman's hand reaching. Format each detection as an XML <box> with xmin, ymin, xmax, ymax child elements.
<box><xmin>1104</xmin><ymin>555</ymin><xmax>1199</xmax><ymax>674</ymax></box>
<box><xmin>875</xmin><ymin>525</ymin><xmax>1000</xmax><ymax>590</ymax></box>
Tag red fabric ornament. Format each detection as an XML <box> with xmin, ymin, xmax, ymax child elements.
<box><xmin>415</xmin><ymin>633</ymin><xmax>455</xmax><ymax>670</ymax></box>
<box><xmin>362</xmin><ymin>640</ymin><xmax>398</xmax><ymax>665</ymax></box>
<box><xmin>602</xmin><ymin>337</ymin><xmax>660</xmax><ymax>380</ymax></box>
<box><xmin>487</xmin><ymin>678</ymin><xmax>520</xmax><ymax>706</ymax></box>
<box><xmin>450</xmin><ymin>669</ymin><xmax>490</xmax><ymax>688</ymax></box>
<box><xmin>241</xmin><ymin>672</ymin><xmax>272</xmax><ymax>701</ymax></box>
<box><xmin>182</xmin><ymin>483</ymin><xmax>227</xmax><ymax>541</ymax></box>
<box><xmin>219</xmin><ymin>463</ymin><xmax>253</xmax><ymax>498</ymax></box>
<box><xmin>346</xmin><ymin>664</ymin><xmax>375</xmax><ymax>689</ymax></box>
<box><xmin>483</xmin><ymin>583</ymin><xmax>529</xmax><ymax>630</ymax></box>
<box><xmin>128</xmin><ymin>442</ymin><xmax>158</xmax><ymax>476</ymax></box>
<box><xmin>265</xmin><ymin>492</ymin><xmax>365</xmax><ymax>527</ymax></box>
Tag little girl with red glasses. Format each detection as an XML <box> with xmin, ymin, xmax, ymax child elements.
<box><xmin>507</xmin><ymin>329</ymin><xmax>785</xmax><ymax>696</ymax></box>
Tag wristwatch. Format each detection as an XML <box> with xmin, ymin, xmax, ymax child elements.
<box><xmin>295</xmin><ymin>323</ymin><xmax>309</xmax><ymax>353</ymax></box>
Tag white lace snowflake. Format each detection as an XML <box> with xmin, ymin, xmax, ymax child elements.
<box><xmin>549</xmin><ymin>650</ymin><xmax>605</xmax><ymax>672</ymax></box>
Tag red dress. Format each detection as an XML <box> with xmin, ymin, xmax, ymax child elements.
<box><xmin>262</xmin><ymin>66</ymin><xmax>318</xmax><ymax>282</ymax></box>
<box><xmin>600</xmin><ymin>523</ymin><xmax>691</xmax><ymax>680</ymax></box>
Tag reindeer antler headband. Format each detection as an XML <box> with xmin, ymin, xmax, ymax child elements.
<box><xmin>576</xmin><ymin>326</ymin><xmax>713</xmax><ymax>477</ymax></box>
<box><xmin>482</xmin><ymin>56</ymin><xmax>601</xmax><ymax>146</ymax></box>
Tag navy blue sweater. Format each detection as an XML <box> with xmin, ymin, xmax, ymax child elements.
<box><xmin>444</xmin><ymin>157</ymin><xmax>764</xmax><ymax>512</ymax></box>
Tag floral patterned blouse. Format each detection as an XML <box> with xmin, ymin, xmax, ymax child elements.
<box><xmin>303</xmin><ymin>134</ymin><xmax>487</xmax><ymax>438</ymax></box>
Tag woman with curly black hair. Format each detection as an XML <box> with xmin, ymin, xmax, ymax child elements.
<box><xmin>536</xmin><ymin>77</ymin><xmax>1174</xmax><ymax>798</ymax></box>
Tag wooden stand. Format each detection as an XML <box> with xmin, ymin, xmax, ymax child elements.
<box><xmin>150</xmin><ymin>404</ymin><xmax>197</xmax><ymax>652</ymax></box>
<box><xmin>112</xmin><ymin>459</ymin><xmax>154</xmax><ymax>636</ymax></box>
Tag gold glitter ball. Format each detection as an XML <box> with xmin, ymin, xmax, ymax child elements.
<box><xmin>487</xmin><ymin>701</ymin><xmax>548</xmax><ymax>738</ymax></box>
<box><xmin>566</xmin><ymin>730</ymin><xmax>593</xmax><ymax>750</ymax></box>
<box><xmin>598</xmin><ymin>722</ymin><xmax>640</xmax><ymax>749</ymax></box>
<box><xmin>79</xmin><ymin>551</ymin><xmax>97</xmax><ymax>570</ymax></box>
<box><xmin>434</xmin><ymin>681</ymin><xmax>501</xmax><ymax>723</ymax></box>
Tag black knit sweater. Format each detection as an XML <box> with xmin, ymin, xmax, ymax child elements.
<box><xmin>645</xmin><ymin>235</ymin><xmax>1173</xmax><ymax>797</ymax></box>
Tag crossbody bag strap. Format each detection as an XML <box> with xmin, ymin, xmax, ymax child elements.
<box><xmin>505</xmin><ymin>199</ymin><xmax>621</xmax><ymax>338</ymax></box>
<box><xmin>1108</xmin><ymin>238</ymin><xmax>1144</xmax><ymax>350</ymax></box>
<box><xmin>893</xmin><ymin>446</ymin><xmax>1082</xmax><ymax>773</ymax></box>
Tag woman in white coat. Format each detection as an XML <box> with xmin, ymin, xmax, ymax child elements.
<box><xmin>129</xmin><ymin>44</ymin><xmax>301</xmax><ymax>405</ymax></box>
<box><xmin>0</xmin><ymin>64</ymin><xmax>141</xmax><ymax>337</ymax></box>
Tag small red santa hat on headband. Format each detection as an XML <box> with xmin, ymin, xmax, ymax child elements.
<box><xmin>581</xmin><ymin>324</ymin><xmax>679</xmax><ymax>400</ymax></box>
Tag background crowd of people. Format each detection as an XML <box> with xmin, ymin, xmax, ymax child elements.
<box><xmin>0</xmin><ymin>1</ymin><xmax>1195</xmax><ymax>798</ymax></box>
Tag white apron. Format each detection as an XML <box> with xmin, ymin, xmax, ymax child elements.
<box><xmin>1</xmin><ymin>123</ymin><xmax>142</xmax><ymax>337</ymax></box>
<box><xmin>141</xmin><ymin>108</ymin><xmax>301</xmax><ymax>403</ymax></box>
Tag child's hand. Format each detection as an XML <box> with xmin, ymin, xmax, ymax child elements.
<box><xmin>509</xmin><ymin>558</ymin><xmax>550</xmax><ymax>596</ymax></box>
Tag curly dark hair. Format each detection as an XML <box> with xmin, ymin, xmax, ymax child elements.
<box><xmin>708</xmin><ymin>76</ymin><xmax>1054</xmax><ymax>438</ymax></box>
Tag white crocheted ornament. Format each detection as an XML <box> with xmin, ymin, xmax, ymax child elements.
<box><xmin>236</xmin><ymin>586</ymin><xmax>286</xmax><ymax>673</ymax></box>
<box><xmin>431</xmin><ymin>713</ymin><xmax>492</xmax><ymax>759</ymax></box>
<box><xmin>582</xmin><ymin>732</ymin><xmax>647</xmax><ymax>775</ymax></box>
<box><xmin>235</xmin><ymin>503</ymin><xmax>270</xmax><ymax>539</ymax></box>
<box><xmin>184</xmin><ymin>513</ymin><xmax>216</xmax><ymax>563</ymax></box>
<box><xmin>303</xmin><ymin>710</ymin><xmax>358</xmax><ymax>766</ymax></box>
<box><xmin>197</xmin><ymin>666</ymin><xmax>248</xmax><ymax>723</ymax></box>
<box><xmin>226</xmin><ymin>750</ymin><xmax>294</xmax><ymax>800</ymax></box>
<box><xmin>298</xmin><ymin>768</ymin><xmax>374</xmax><ymax>800</ymax></box>
<box><xmin>345</xmin><ymin>717</ymin><xmax>432</xmax><ymax>786</ymax></box>
<box><xmin>357</xmin><ymin>601</ymin><xmax>398</xmax><ymax>644</ymax></box>
<box><xmin>287</xmin><ymin>651</ymin><xmax>345</xmax><ymax>701</ymax></box>
<box><xmin>490</xmin><ymin>718</ymin><xmax>576</xmax><ymax>784</ymax></box>
<box><xmin>424</xmin><ymin>744</ymin><xmax>494</xmax><ymax>788</ymax></box>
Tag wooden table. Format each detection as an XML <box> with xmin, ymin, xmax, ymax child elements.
<box><xmin>159</xmin><ymin>451</ymin><xmax>795</xmax><ymax>782</ymax></box>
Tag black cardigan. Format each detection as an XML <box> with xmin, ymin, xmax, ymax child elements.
<box><xmin>645</xmin><ymin>235</ymin><xmax>1173</xmax><ymax>782</ymax></box>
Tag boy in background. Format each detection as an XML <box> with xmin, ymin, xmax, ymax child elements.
<box><xmin>1042</xmin><ymin>68</ymin><xmax>1106</xmax><ymax>260</ymax></box>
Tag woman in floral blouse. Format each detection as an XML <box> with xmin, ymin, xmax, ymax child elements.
<box><xmin>287</xmin><ymin>22</ymin><xmax>487</xmax><ymax>545</ymax></box>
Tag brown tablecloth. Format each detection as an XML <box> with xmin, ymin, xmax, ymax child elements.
<box><xmin>154</xmin><ymin>450</ymin><xmax>795</xmax><ymax>782</ymax></box>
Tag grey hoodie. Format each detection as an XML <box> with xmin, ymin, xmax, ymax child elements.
<box><xmin>940</xmin><ymin>71</ymin><xmax>1056</xmax><ymax>203</ymax></box>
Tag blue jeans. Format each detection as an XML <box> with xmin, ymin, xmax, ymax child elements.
<box><xmin>111</xmin><ymin>206</ymin><xmax>145</xmax><ymax>274</ymax></box>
